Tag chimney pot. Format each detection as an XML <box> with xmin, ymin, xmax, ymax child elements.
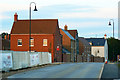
<box><xmin>104</xmin><ymin>34</ymin><xmax>107</xmax><ymax>39</ymax></box>
<box><xmin>14</xmin><ymin>13</ymin><xmax>18</xmax><ymax>22</ymax></box>
<box><xmin>64</xmin><ymin>25</ymin><xmax>68</xmax><ymax>30</ymax></box>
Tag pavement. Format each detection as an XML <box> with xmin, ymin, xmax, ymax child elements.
<box><xmin>101</xmin><ymin>63</ymin><xmax>120</xmax><ymax>80</ymax></box>
<box><xmin>7</xmin><ymin>62</ymin><xmax>104</xmax><ymax>79</ymax></box>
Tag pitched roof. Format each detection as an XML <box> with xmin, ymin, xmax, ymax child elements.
<box><xmin>62</xmin><ymin>47</ymin><xmax>70</xmax><ymax>54</ymax></box>
<box><xmin>60</xmin><ymin>29</ymin><xmax>75</xmax><ymax>40</ymax></box>
<box><xmin>11</xmin><ymin>19</ymin><xmax>58</xmax><ymax>34</ymax></box>
<box><xmin>85</xmin><ymin>38</ymin><xmax>106</xmax><ymax>46</ymax></box>
<box><xmin>67</xmin><ymin>30</ymin><xmax>78</xmax><ymax>39</ymax></box>
<box><xmin>78</xmin><ymin>37</ymin><xmax>90</xmax><ymax>46</ymax></box>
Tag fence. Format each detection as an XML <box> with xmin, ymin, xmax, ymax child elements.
<box><xmin>0</xmin><ymin>50</ymin><xmax>52</xmax><ymax>71</ymax></box>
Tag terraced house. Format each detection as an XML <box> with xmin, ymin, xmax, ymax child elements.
<box><xmin>60</xmin><ymin>25</ymin><xmax>79</xmax><ymax>62</ymax></box>
<box><xmin>60</xmin><ymin>28</ymin><xmax>75</xmax><ymax>62</ymax></box>
<box><xmin>67</xmin><ymin>28</ymin><xmax>79</xmax><ymax>62</ymax></box>
<box><xmin>10</xmin><ymin>13</ymin><xmax>62</xmax><ymax>62</ymax></box>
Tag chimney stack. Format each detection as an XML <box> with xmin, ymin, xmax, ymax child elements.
<box><xmin>64</xmin><ymin>25</ymin><xmax>68</xmax><ymax>31</ymax></box>
<box><xmin>14</xmin><ymin>13</ymin><xmax>18</xmax><ymax>22</ymax></box>
<box><xmin>104</xmin><ymin>34</ymin><xmax>107</xmax><ymax>39</ymax></box>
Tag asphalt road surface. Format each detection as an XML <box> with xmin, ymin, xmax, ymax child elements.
<box><xmin>7</xmin><ymin>63</ymin><xmax>104</xmax><ymax>78</ymax></box>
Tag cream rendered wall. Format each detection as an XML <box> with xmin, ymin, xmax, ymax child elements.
<box><xmin>91</xmin><ymin>46</ymin><xmax>104</xmax><ymax>57</ymax></box>
<box><xmin>104</xmin><ymin>40</ymin><xmax>108</xmax><ymax>61</ymax></box>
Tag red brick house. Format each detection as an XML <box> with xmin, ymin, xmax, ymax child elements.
<box><xmin>64</xmin><ymin>25</ymin><xmax>79</xmax><ymax>62</ymax></box>
<box><xmin>60</xmin><ymin>28</ymin><xmax>75</xmax><ymax>62</ymax></box>
<box><xmin>78</xmin><ymin>37</ymin><xmax>91</xmax><ymax>62</ymax></box>
<box><xmin>10</xmin><ymin>13</ymin><xmax>62</xmax><ymax>62</ymax></box>
<box><xmin>0</xmin><ymin>33</ymin><xmax>10</xmax><ymax>50</ymax></box>
<box><xmin>0</xmin><ymin>38</ymin><xmax>10</xmax><ymax>50</ymax></box>
<box><xmin>78</xmin><ymin>37</ymin><xmax>91</xmax><ymax>56</ymax></box>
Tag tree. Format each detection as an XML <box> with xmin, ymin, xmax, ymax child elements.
<box><xmin>1</xmin><ymin>32</ymin><xmax>8</xmax><ymax>39</ymax></box>
<box><xmin>108</xmin><ymin>38</ymin><xmax>120</xmax><ymax>61</ymax></box>
<box><xmin>0</xmin><ymin>32</ymin><xmax>10</xmax><ymax>40</ymax></box>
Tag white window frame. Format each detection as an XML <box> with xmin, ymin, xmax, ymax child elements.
<box><xmin>43</xmin><ymin>39</ymin><xmax>47</xmax><ymax>46</ymax></box>
<box><xmin>18</xmin><ymin>39</ymin><xmax>22</xmax><ymax>46</ymax></box>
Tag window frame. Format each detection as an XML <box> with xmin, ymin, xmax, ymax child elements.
<box><xmin>18</xmin><ymin>39</ymin><xmax>22</xmax><ymax>46</ymax></box>
<box><xmin>30</xmin><ymin>38</ymin><xmax>34</xmax><ymax>47</ymax></box>
<box><xmin>43</xmin><ymin>39</ymin><xmax>48</xmax><ymax>46</ymax></box>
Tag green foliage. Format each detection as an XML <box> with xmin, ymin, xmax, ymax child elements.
<box><xmin>108</xmin><ymin>37</ymin><xmax>120</xmax><ymax>61</ymax></box>
<box><xmin>0</xmin><ymin>32</ymin><xmax>10</xmax><ymax>40</ymax></box>
<box><xmin>1</xmin><ymin>32</ymin><xmax>8</xmax><ymax>39</ymax></box>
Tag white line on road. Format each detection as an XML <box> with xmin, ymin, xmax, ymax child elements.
<box><xmin>98</xmin><ymin>63</ymin><xmax>105</xmax><ymax>79</ymax></box>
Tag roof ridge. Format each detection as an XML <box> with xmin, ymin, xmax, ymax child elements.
<box><xmin>18</xmin><ymin>19</ymin><xmax>58</xmax><ymax>21</ymax></box>
<box><xmin>85</xmin><ymin>38</ymin><xmax>104</xmax><ymax>39</ymax></box>
<box><xmin>67</xmin><ymin>29</ymin><xmax>77</xmax><ymax>31</ymax></box>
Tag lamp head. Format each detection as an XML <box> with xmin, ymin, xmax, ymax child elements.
<box><xmin>34</xmin><ymin>6</ymin><xmax>38</xmax><ymax>11</ymax></box>
<box><xmin>108</xmin><ymin>21</ymin><xmax>111</xmax><ymax>26</ymax></box>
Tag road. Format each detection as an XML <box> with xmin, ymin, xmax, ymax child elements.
<box><xmin>7</xmin><ymin>63</ymin><xmax>104</xmax><ymax>78</ymax></box>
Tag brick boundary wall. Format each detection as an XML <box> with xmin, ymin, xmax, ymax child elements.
<box><xmin>77</xmin><ymin>55</ymin><xmax>105</xmax><ymax>62</ymax></box>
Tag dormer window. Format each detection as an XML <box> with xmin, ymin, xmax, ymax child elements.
<box><xmin>97</xmin><ymin>42</ymin><xmax>100</xmax><ymax>46</ymax></box>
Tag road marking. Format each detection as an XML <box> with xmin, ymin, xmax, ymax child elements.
<box><xmin>98</xmin><ymin>63</ymin><xmax>105</xmax><ymax>80</ymax></box>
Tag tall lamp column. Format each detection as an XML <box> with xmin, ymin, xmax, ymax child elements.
<box><xmin>108</xmin><ymin>19</ymin><xmax>114</xmax><ymax>38</ymax></box>
<box><xmin>29</xmin><ymin>2</ymin><xmax>38</xmax><ymax>52</ymax></box>
<box><xmin>108</xmin><ymin>19</ymin><xmax>115</xmax><ymax>61</ymax></box>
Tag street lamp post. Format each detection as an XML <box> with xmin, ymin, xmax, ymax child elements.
<box><xmin>29</xmin><ymin>2</ymin><xmax>38</xmax><ymax>52</ymax></box>
<box><xmin>108</xmin><ymin>19</ymin><xmax>115</xmax><ymax>61</ymax></box>
<box><xmin>108</xmin><ymin>19</ymin><xmax>114</xmax><ymax>38</ymax></box>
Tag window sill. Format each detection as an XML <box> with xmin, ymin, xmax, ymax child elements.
<box><xmin>43</xmin><ymin>45</ymin><xmax>47</xmax><ymax>47</ymax></box>
<box><xmin>18</xmin><ymin>45</ymin><xmax>22</xmax><ymax>46</ymax></box>
<box><xmin>30</xmin><ymin>45</ymin><xmax>34</xmax><ymax>47</ymax></box>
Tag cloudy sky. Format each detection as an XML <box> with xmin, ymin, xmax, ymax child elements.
<box><xmin>0</xmin><ymin>0</ymin><xmax>119</xmax><ymax>38</ymax></box>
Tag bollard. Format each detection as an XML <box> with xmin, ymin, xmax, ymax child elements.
<box><xmin>105</xmin><ymin>61</ymin><xmax>107</xmax><ymax>64</ymax></box>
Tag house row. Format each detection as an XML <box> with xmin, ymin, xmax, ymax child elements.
<box><xmin>0</xmin><ymin>34</ymin><xmax>10</xmax><ymax>50</ymax></box>
<box><xmin>0</xmin><ymin>38</ymin><xmax>10</xmax><ymax>50</ymax></box>
<box><xmin>9</xmin><ymin>13</ymin><xmax>108</xmax><ymax>62</ymax></box>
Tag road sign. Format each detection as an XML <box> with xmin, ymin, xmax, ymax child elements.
<box><xmin>57</xmin><ymin>46</ymin><xmax>59</xmax><ymax>51</ymax></box>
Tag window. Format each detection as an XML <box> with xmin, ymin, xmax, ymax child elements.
<box><xmin>18</xmin><ymin>39</ymin><xmax>22</xmax><ymax>46</ymax></box>
<box><xmin>30</xmin><ymin>38</ymin><xmax>34</xmax><ymax>47</ymax></box>
<box><xmin>43</xmin><ymin>39</ymin><xmax>47</xmax><ymax>46</ymax></box>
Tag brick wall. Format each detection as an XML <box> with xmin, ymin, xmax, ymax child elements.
<box><xmin>77</xmin><ymin>55</ymin><xmax>105</xmax><ymax>62</ymax></box>
<box><xmin>11</xmin><ymin>34</ymin><xmax>56</xmax><ymax>62</ymax></box>
<box><xmin>60</xmin><ymin>29</ymin><xmax>71</xmax><ymax>52</ymax></box>
<box><xmin>62</xmin><ymin>53</ymin><xmax>70</xmax><ymax>62</ymax></box>
<box><xmin>93</xmin><ymin>57</ymin><xmax>105</xmax><ymax>62</ymax></box>
<box><xmin>79</xmin><ymin>40</ymin><xmax>84</xmax><ymax>55</ymax></box>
